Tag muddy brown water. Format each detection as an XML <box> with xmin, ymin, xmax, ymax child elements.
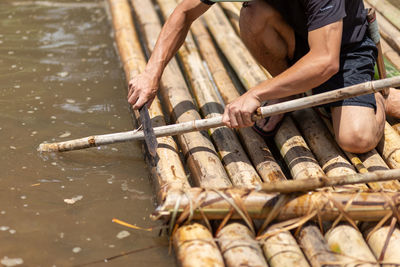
<box><xmin>0</xmin><ymin>1</ymin><xmax>174</xmax><ymax>266</ymax></box>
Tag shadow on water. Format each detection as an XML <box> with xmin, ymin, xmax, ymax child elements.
<box><xmin>0</xmin><ymin>1</ymin><xmax>174</xmax><ymax>266</ymax></box>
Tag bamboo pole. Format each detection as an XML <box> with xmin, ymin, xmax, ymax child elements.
<box><xmin>202</xmin><ymin>3</ymin><xmax>272</xmax><ymax>89</ymax></box>
<box><xmin>273</xmin><ymin>117</ymin><xmax>343</xmax><ymax>266</ymax></box>
<box><xmin>377</xmin><ymin>122</ymin><xmax>400</xmax><ymax>169</ymax></box>
<box><xmin>259</xmin><ymin>168</ymin><xmax>400</xmax><ymax>193</ymax></box>
<box><xmin>216</xmin><ymin>223</ymin><xmax>268</xmax><ymax>267</ymax></box>
<box><xmin>107</xmin><ymin>0</ymin><xmax>189</xmax><ymax>203</ymax></box>
<box><xmin>173</xmin><ymin>223</ymin><xmax>225</xmax><ymax>267</ymax></box>
<box><xmin>381</xmin><ymin>38</ymin><xmax>400</xmax><ymax>71</ymax></box>
<box><xmin>156</xmin><ymin>0</ymin><xmax>261</xmax><ymax>188</ymax></box>
<box><xmin>365</xmin><ymin>0</ymin><xmax>400</xmax><ymax>32</ymax></box>
<box><xmin>190</xmin><ymin>17</ymin><xmax>286</xmax><ymax>183</ymax></box>
<box><xmin>131</xmin><ymin>0</ymin><xmax>231</xmax><ymax>188</ymax></box>
<box><xmin>292</xmin><ymin>109</ymin><xmax>358</xmax><ymax>179</ymax></box>
<box><xmin>297</xmin><ymin>224</ymin><xmax>340</xmax><ymax>267</ymax></box>
<box><xmin>219</xmin><ymin>2</ymin><xmax>240</xmax><ymax>35</ymax></box>
<box><xmin>153</xmin><ymin>188</ymin><xmax>400</xmax><ymax>221</ymax></box>
<box><xmin>274</xmin><ymin>116</ymin><xmax>326</xmax><ymax>179</ymax></box>
<box><xmin>358</xmin><ymin>149</ymin><xmax>400</xmax><ymax>191</ymax></box>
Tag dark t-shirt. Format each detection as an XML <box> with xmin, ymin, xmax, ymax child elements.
<box><xmin>201</xmin><ymin>0</ymin><xmax>369</xmax><ymax>53</ymax></box>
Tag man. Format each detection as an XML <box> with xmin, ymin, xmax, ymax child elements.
<box><xmin>127</xmin><ymin>0</ymin><xmax>400</xmax><ymax>154</ymax></box>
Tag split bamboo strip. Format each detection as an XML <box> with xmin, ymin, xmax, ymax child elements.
<box><xmin>131</xmin><ymin>0</ymin><xmax>231</xmax><ymax>188</ymax></box>
<box><xmin>273</xmin><ymin>117</ymin><xmax>342</xmax><ymax>266</ymax></box>
<box><xmin>107</xmin><ymin>0</ymin><xmax>189</xmax><ymax>202</ymax></box>
<box><xmin>216</xmin><ymin>223</ymin><xmax>268</xmax><ymax>267</ymax></box>
<box><xmin>156</xmin><ymin>0</ymin><xmax>261</xmax><ymax>188</ymax></box>
<box><xmin>190</xmin><ymin>18</ymin><xmax>286</xmax><ymax>183</ymax></box>
<box><xmin>153</xmin><ymin>188</ymin><xmax>400</xmax><ymax>221</ymax></box>
<box><xmin>259</xmin><ymin>168</ymin><xmax>400</xmax><ymax>193</ymax></box>
<box><xmin>325</xmin><ymin>224</ymin><xmax>378</xmax><ymax>267</ymax></box>
<box><xmin>173</xmin><ymin>223</ymin><xmax>225</xmax><ymax>267</ymax></box>
<box><xmin>364</xmin><ymin>225</ymin><xmax>400</xmax><ymax>266</ymax></box>
<box><xmin>365</xmin><ymin>0</ymin><xmax>400</xmax><ymax>32</ymax></box>
<box><xmin>365</xmin><ymin>2</ymin><xmax>400</xmax><ymax>54</ymax></box>
<box><xmin>377</xmin><ymin>122</ymin><xmax>400</xmax><ymax>169</ymax></box>
<box><xmin>219</xmin><ymin>2</ymin><xmax>240</xmax><ymax>35</ymax></box>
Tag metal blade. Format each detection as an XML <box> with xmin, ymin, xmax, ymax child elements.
<box><xmin>139</xmin><ymin>105</ymin><xmax>158</xmax><ymax>157</ymax></box>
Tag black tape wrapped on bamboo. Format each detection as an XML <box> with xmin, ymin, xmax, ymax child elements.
<box><xmin>106</xmin><ymin>0</ymin><xmax>400</xmax><ymax>266</ymax></box>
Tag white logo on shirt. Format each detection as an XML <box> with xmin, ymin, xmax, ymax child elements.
<box><xmin>320</xmin><ymin>5</ymin><xmax>334</xmax><ymax>12</ymax></box>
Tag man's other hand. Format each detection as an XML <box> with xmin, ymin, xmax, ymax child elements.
<box><xmin>222</xmin><ymin>90</ymin><xmax>261</xmax><ymax>128</ymax></box>
<box><xmin>127</xmin><ymin>73</ymin><xmax>159</xmax><ymax>109</ymax></box>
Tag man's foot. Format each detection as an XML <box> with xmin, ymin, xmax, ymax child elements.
<box><xmin>385</xmin><ymin>88</ymin><xmax>400</xmax><ymax>119</ymax></box>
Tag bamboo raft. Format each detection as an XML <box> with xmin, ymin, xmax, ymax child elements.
<box><xmin>106</xmin><ymin>0</ymin><xmax>400</xmax><ymax>266</ymax></box>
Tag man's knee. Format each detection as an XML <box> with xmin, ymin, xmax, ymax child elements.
<box><xmin>335</xmin><ymin>128</ymin><xmax>379</xmax><ymax>154</ymax></box>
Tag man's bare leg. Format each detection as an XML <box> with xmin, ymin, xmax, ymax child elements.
<box><xmin>385</xmin><ymin>88</ymin><xmax>400</xmax><ymax>119</ymax></box>
<box><xmin>239</xmin><ymin>1</ymin><xmax>295</xmax><ymax>132</ymax></box>
<box><xmin>331</xmin><ymin>93</ymin><xmax>386</xmax><ymax>154</ymax></box>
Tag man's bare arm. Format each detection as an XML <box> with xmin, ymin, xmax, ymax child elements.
<box><xmin>223</xmin><ymin>20</ymin><xmax>343</xmax><ymax>128</ymax></box>
<box><xmin>128</xmin><ymin>0</ymin><xmax>211</xmax><ymax>109</ymax></box>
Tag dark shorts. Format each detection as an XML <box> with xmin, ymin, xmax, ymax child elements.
<box><xmin>293</xmin><ymin>35</ymin><xmax>378</xmax><ymax>111</ymax></box>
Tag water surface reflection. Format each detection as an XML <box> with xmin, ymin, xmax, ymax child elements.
<box><xmin>0</xmin><ymin>1</ymin><xmax>173</xmax><ymax>266</ymax></box>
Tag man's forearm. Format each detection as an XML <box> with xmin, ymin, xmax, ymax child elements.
<box><xmin>252</xmin><ymin>50</ymin><xmax>339</xmax><ymax>101</ymax></box>
<box><xmin>144</xmin><ymin>1</ymin><xmax>210</xmax><ymax>80</ymax></box>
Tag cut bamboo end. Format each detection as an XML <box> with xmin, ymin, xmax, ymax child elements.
<box><xmin>262</xmin><ymin>228</ymin><xmax>310</xmax><ymax>267</ymax></box>
<box><xmin>325</xmin><ymin>224</ymin><xmax>378</xmax><ymax>266</ymax></box>
<box><xmin>297</xmin><ymin>223</ymin><xmax>341</xmax><ymax>266</ymax></box>
<box><xmin>216</xmin><ymin>223</ymin><xmax>268</xmax><ymax>267</ymax></box>
<box><xmin>173</xmin><ymin>223</ymin><xmax>225</xmax><ymax>267</ymax></box>
<box><xmin>364</xmin><ymin>225</ymin><xmax>400</xmax><ymax>265</ymax></box>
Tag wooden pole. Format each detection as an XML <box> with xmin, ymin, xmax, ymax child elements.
<box><xmin>216</xmin><ymin>223</ymin><xmax>268</xmax><ymax>267</ymax></box>
<box><xmin>173</xmin><ymin>223</ymin><xmax>225</xmax><ymax>267</ymax></box>
<box><xmin>130</xmin><ymin>0</ymin><xmax>231</xmax><ymax>188</ymax></box>
<box><xmin>259</xmin><ymin>168</ymin><xmax>400</xmax><ymax>193</ymax></box>
<box><xmin>38</xmin><ymin>76</ymin><xmax>400</xmax><ymax>153</ymax></box>
<box><xmin>107</xmin><ymin>0</ymin><xmax>189</xmax><ymax>203</ymax></box>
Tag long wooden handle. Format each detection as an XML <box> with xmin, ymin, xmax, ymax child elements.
<box><xmin>38</xmin><ymin>76</ymin><xmax>400</xmax><ymax>152</ymax></box>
